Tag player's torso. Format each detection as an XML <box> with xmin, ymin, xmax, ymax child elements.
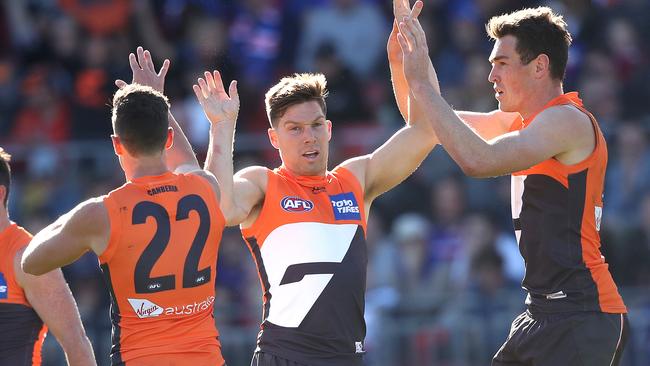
<box><xmin>0</xmin><ymin>224</ymin><xmax>47</xmax><ymax>366</ymax></box>
<box><xmin>242</xmin><ymin>166</ymin><xmax>367</xmax><ymax>365</ymax></box>
<box><xmin>99</xmin><ymin>172</ymin><xmax>225</xmax><ymax>365</ymax></box>
<box><xmin>510</xmin><ymin>93</ymin><xmax>626</xmax><ymax>314</ymax></box>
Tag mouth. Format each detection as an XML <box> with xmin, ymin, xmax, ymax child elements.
<box><xmin>494</xmin><ymin>87</ymin><xmax>504</xmax><ymax>98</ymax></box>
<box><xmin>302</xmin><ymin>150</ymin><xmax>320</xmax><ymax>160</ymax></box>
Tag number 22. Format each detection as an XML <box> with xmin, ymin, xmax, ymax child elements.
<box><xmin>132</xmin><ymin>194</ymin><xmax>211</xmax><ymax>293</ymax></box>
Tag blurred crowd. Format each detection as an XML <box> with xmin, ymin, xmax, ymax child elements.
<box><xmin>1</xmin><ymin>0</ymin><xmax>650</xmax><ymax>365</ymax></box>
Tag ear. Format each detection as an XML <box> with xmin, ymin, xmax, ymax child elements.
<box><xmin>326</xmin><ymin>120</ymin><xmax>332</xmax><ymax>142</ymax></box>
<box><xmin>534</xmin><ymin>54</ymin><xmax>550</xmax><ymax>79</ymax></box>
<box><xmin>0</xmin><ymin>185</ymin><xmax>6</xmax><ymax>209</ymax></box>
<box><xmin>268</xmin><ymin>128</ymin><xmax>280</xmax><ymax>150</ymax></box>
<box><xmin>111</xmin><ymin>135</ymin><xmax>124</xmax><ymax>155</ymax></box>
<box><xmin>164</xmin><ymin>127</ymin><xmax>174</xmax><ymax>150</ymax></box>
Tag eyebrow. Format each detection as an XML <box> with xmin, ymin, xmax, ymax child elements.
<box><xmin>282</xmin><ymin>116</ymin><xmax>325</xmax><ymax>126</ymax></box>
<box><xmin>489</xmin><ymin>55</ymin><xmax>509</xmax><ymax>63</ymax></box>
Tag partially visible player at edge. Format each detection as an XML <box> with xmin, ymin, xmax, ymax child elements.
<box><xmin>21</xmin><ymin>47</ymin><xmax>237</xmax><ymax>366</ymax></box>
<box><xmin>393</xmin><ymin>1</ymin><xmax>628</xmax><ymax>365</ymax></box>
<box><xmin>182</xmin><ymin>4</ymin><xmax>439</xmax><ymax>366</ymax></box>
<box><xmin>0</xmin><ymin>148</ymin><xmax>96</xmax><ymax>366</ymax></box>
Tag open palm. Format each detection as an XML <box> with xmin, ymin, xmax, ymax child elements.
<box><xmin>115</xmin><ymin>46</ymin><xmax>169</xmax><ymax>93</ymax></box>
<box><xmin>193</xmin><ymin>71</ymin><xmax>239</xmax><ymax>125</ymax></box>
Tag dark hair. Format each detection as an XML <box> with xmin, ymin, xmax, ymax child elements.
<box><xmin>265</xmin><ymin>73</ymin><xmax>328</xmax><ymax>127</ymax></box>
<box><xmin>111</xmin><ymin>84</ymin><xmax>170</xmax><ymax>156</ymax></box>
<box><xmin>486</xmin><ymin>6</ymin><xmax>572</xmax><ymax>81</ymax></box>
<box><xmin>0</xmin><ymin>148</ymin><xmax>11</xmax><ymax>207</ymax></box>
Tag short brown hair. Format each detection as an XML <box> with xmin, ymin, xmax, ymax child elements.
<box><xmin>0</xmin><ymin>148</ymin><xmax>11</xmax><ymax>207</ymax></box>
<box><xmin>486</xmin><ymin>6</ymin><xmax>572</xmax><ymax>81</ymax></box>
<box><xmin>112</xmin><ymin>84</ymin><xmax>170</xmax><ymax>156</ymax></box>
<box><xmin>265</xmin><ymin>73</ymin><xmax>328</xmax><ymax>127</ymax></box>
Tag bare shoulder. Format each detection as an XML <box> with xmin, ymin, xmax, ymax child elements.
<box><xmin>62</xmin><ymin>197</ymin><xmax>110</xmax><ymax>247</ymax></box>
<box><xmin>236</xmin><ymin>165</ymin><xmax>269</xmax><ymax>190</ymax></box>
<box><xmin>72</xmin><ymin>197</ymin><xmax>110</xmax><ymax>225</ymax></box>
<box><xmin>535</xmin><ymin>104</ymin><xmax>593</xmax><ymax>139</ymax></box>
<box><xmin>338</xmin><ymin>155</ymin><xmax>369</xmax><ymax>188</ymax></box>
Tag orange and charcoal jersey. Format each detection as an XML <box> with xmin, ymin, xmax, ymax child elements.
<box><xmin>242</xmin><ymin>166</ymin><xmax>368</xmax><ymax>366</ymax></box>
<box><xmin>0</xmin><ymin>224</ymin><xmax>47</xmax><ymax>366</ymax></box>
<box><xmin>510</xmin><ymin>92</ymin><xmax>627</xmax><ymax>314</ymax></box>
<box><xmin>99</xmin><ymin>171</ymin><xmax>226</xmax><ymax>366</ymax></box>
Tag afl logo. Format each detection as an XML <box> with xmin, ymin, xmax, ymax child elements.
<box><xmin>281</xmin><ymin>196</ymin><xmax>314</xmax><ymax>212</ymax></box>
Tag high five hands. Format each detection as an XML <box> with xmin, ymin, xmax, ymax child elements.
<box><xmin>396</xmin><ymin>1</ymin><xmax>432</xmax><ymax>87</ymax></box>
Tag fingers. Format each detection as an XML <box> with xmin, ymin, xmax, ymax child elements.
<box><xmin>158</xmin><ymin>59</ymin><xmax>170</xmax><ymax>78</ymax></box>
<box><xmin>136</xmin><ymin>47</ymin><xmax>147</xmax><ymax>71</ymax></box>
<box><xmin>213</xmin><ymin>70</ymin><xmax>226</xmax><ymax>94</ymax></box>
<box><xmin>410</xmin><ymin>0</ymin><xmax>423</xmax><ymax>19</ymax></box>
<box><xmin>192</xmin><ymin>84</ymin><xmax>205</xmax><ymax>103</ymax></box>
<box><xmin>197</xmin><ymin>77</ymin><xmax>209</xmax><ymax>99</ymax></box>
<box><xmin>399</xmin><ymin>18</ymin><xmax>418</xmax><ymax>50</ymax></box>
<box><xmin>128</xmin><ymin>52</ymin><xmax>140</xmax><ymax>72</ymax></box>
<box><xmin>205</xmin><ymin>71</ymin><xmax>217</xmax><ymax>91</ymax></box>
<box><xmin>412</xmin><ymin>17</ymin><xmax>428</xmax><ymax>52</ymax></box>
<box><xmin>228</xmin><ymin>80</ymin><xmax>239</xmax><ymax>102</ymax></box>
<box><xmin>396</xmin><ymin>32</ymin><xmax>410</xmax><ymax>53</ymax></box>
<box><xmin>143</xmin><ymin>49</ymin><xmax>156</xmax><ymax>72</ymax></box>
<box><xmin>115</xmin><ymin>79</ymin><xmax>127</xmax><ymax>89</ymax></box>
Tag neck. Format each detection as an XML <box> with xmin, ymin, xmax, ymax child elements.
<box><xmin>0</xmin><ymin>209</ymin><xmax>11</xmax><ymax>232</ymax></box>
<box><xmin>123</xmin><ymin>154</ymin><xmax>170</xmax><ymax>181</ymax></box>
<box><xmin>518</xmin><ymin>83</ymin><xmax>564</xmax><ymax>121</ymax></box>
<box><xmin>283</xmin><ymin>165</ymin><xmax>327</xmax><ymax>178</ymax></box>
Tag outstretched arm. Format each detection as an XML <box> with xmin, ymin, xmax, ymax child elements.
<box><xmin>193</xmin><ymin>71</ymin><xmax>265</xmax><ymax>226</ymax></box>
<box><xmin>390</xmin><ymin>1</ymin><xmax>515</xmax><ymax>139</ymax></box>
<box><xmin>389</xmin><ymin>0</ymin><xmax>440</xmax><ymax>121</ymax></box>
<box><xmin>115</xmin><ymin>46</ymin><xmax>200</xmax><ymax>173</ymax></box>
<box><xmin>340</xmin><ymin>1</ymin><xmax>439</xmax><ymax>207</ymax></box>
<box><xmin>15</xmin><ymin>251</ymin><xmax>96</xmax><ymax>366</ymax></box>
<box><xmin>399</xmin><ymin>15</ymin><xmax>594</xmax><ymax>177</ymax></box>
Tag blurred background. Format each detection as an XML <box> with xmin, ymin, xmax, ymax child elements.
<box><xmin>1</xmin><ymin>0</ymin><xmax>650</xmax><ymax>365</ymax></box>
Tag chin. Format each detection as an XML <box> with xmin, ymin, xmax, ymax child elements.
<box><xmin>498</xmin><ymin>102</ymin><xmax>516</xmax><ymax>113</ymax></box>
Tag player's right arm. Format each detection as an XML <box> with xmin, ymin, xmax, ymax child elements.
<box><xmin>116</xmin><ymin>47</ymin><xmax>201</xmax><ymax>174</ymax></box>
<box><xmin>21</xmin><ymin>198</ymin><xmax>110</xmax><ymax>276</ymax></box>
<box><xmin>14</xmin><ymin>249</ymin><xmax>96</xmax><ymax>366</ymax></box>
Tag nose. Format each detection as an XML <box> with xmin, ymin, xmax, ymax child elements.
<box><xmin>303</xmin><ymin>126</ymin><xmax>317</xmax><ymax>143</ymax></box>
<box><xmin>488</xmin><ymin>65</ymin><xmax>498</xmax><ymax>84</ymax></box>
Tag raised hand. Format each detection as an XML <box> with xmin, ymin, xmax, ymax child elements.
<box><xmin>388</xmin><ymin>0</ymin><xmax>423</xmax><ymax>63</ymax></box>
<box><xmin>193</xmin><ymin>71</ymin><xmax>239</xmax><ymax>125</ymax></box>
<box><xmin>397</xmin><ymin>7</ymin><xmax>432</xmax><ymax>87</ymax></box>
<box><xmin>115</xmin><ymin>46</ymin><xmax>170</xmax><ymax>93</ymax></box>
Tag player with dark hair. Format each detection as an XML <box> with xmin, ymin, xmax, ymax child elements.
<box><xmin>0</xmin><ymin>148</ymin><xmax>96</xmax><ymax>366</ymax></box>
<box><xmin>392</xmin><ymin>2</ymin><xmax>628</xmax><ymax>365</ymax></box>
<box><xmin>22</xmin><ymin>48</ymin><xmax>235</xmax><ymax>366</ymax></box>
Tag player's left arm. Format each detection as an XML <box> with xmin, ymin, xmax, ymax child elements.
<box><xmin>340</xmin><ymin>95</ymin><xmax>438</xmax><ymax>205</ymax></box>
<box><xmin>21</xmin><ymin>198</ymin><xmax>110</xmax><ymax>276</ymax></box>
<box><xmin>14</xmin><ymin>250</ymin><xmax>97</xmax><ymax>366</ymax></box>
<box><xmin>399</xmin><ymin>15</ymin><xmax>594</xmax><ymax>178</ymax></box>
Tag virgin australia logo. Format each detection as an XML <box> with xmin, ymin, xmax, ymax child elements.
<box><xmin>128</xmin><ymin>298</ymin><xmax>164</xmax><ymax>318</ymax></box>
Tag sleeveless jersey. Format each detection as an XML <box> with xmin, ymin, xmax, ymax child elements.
<box><xmin>0</xmin><ymin>224</ymin><xmax>47</xmax><ymax>366</ymax></box>
<box><xmin>99</xmin><ymin>171</ymin><xmax>226</xmax><ymax>365</ymax></box>
<box><xmin>509</xmin><ymin>92</ymin><xmax>626</xmax><ymax>314</ymax></box>
<box><xmin>242</xmin><ymin>166</ymin><xmax>368</xmax><ymax>366</ymax></box>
